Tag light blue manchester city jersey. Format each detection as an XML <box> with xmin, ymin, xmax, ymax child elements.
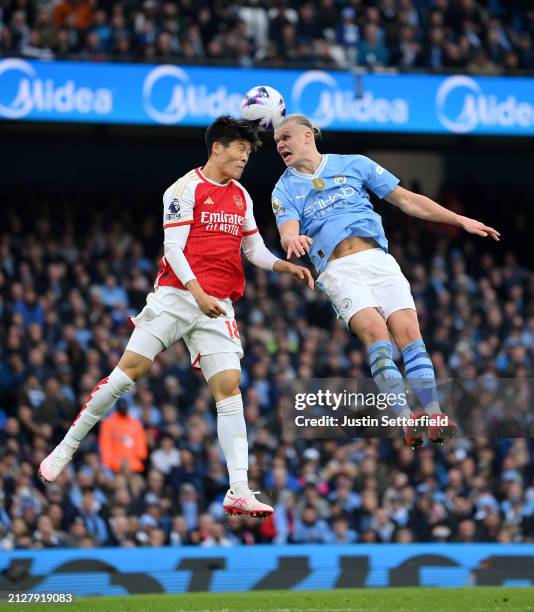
<box><xmin>272</xmin><ymin>154</ymin><xmax>399</xmax><ymax>273</ymax></box>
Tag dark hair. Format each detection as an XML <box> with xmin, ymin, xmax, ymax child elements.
<box><xmin>205</xmin><ymin>115</ymin><xmax>262</xmax><ymax>156</ymax></box>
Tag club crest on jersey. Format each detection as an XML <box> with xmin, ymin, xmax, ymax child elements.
<box><xmin>312</xmin><ymin>178</ymin><xmax>326</xmax><ymax>190</ymax></box>
<box><xmin>334</xmin><ymin>176</ymin><xmax>347</xmax><ymax>184</ymax></box>
<box><xmin>233</xmin><ymin>194</ymin><xmax>243</xmax><ymax>210</ymax></box>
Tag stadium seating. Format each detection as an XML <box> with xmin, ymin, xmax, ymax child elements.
<box><xmin>1</xmin><ymin>0</ymin><xmax>532</xmax><ymax>71</ymax></box>
<box><xmin>0</xmin><ymin>182</ymin><xmax>532</xmax><ymax>549</ymax></box>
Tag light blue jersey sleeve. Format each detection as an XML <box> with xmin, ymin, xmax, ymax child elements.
<box><xmin>271</xmin><ymin>177</ymin><xmax>301</xmax><ymax>227</ymax></box>
<box><xmin>358</xmin><ymin>155</ymin><xmax>399</xmax><ymax>199</ymax></box>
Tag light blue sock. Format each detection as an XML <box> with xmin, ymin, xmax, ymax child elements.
<box><xmin>401</xmin><ymin>339</ymin><xmax>440</xmax><ymax>414</ymax></box>
<box><xmin>368</xmin><ymin>340</ymin><xmax>409</xmax><ymax>417</ymax></box>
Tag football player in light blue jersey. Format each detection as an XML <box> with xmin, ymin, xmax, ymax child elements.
<box><xmin>272</xmin><ymin>114</ymin><xmax>500</xmax><ymax>447</ymax></box>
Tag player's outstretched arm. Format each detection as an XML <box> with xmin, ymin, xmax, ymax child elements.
<box><xmin>385</xmin><ymin>186</ymin><xmax>500</xmax><ymax>241</ymax></box>
<box><xmin>279</xmin><ymin>220</ymin><xmax>313</xmax><ymax>258</ymax></box>
<box><xmin>242</xmin><ymin>231</ymin><xmax>314</xmax><ymax>289</ymax></box>
<box><xmin>273</xmin><ymin>259</ymin><xmax>314</xmax><ymax>289</ymax></box>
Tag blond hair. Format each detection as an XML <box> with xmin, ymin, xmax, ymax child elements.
<box><xmin>279</xmin><ymin>114</ymin><xmax>321</xmax><ymax>140</ymax></box>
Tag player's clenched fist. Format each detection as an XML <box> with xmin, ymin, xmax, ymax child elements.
<box><xmin>285</xmin><ymin>235</ymin><xmax>313</xmax><ymax>259</ymax></box>
<box><xmin>195</xmin><ymin>293</ymin><xmax>228</xmax><ymax>318</ymax></box>
<box><xmin>273</xmin><ymin>260</ymin><xmax>314</xmax><ymax>289</ymax></box>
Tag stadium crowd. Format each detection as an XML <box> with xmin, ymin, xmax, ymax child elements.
<box><xmin>0</xmin><ymin>179</ymin><xmax>533</xmax><ymax>550</ymax></box>
<box><xmin>0</xmin><ymin>0</ymin><xmax>532</xmax><ymax>71</ymax></box>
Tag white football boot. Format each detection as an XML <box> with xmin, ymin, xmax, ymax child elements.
<box><xmin>223</xmin><ymin>488</ymin><xmax>273</xmax><ymax>519</ymax></box>
<box><xmin>38</xmin><ymin>443</ymin><xmax>75</xmax><ymax>483</ymax></box>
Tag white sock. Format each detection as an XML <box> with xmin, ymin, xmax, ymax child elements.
<box><xmin>63</xmin><ymin>368</ymin><xmax>135</xmax><ymax>451</ymax></box>
<box><xmin>216</xmin><ymin>394</ymin><xmax>248</xmax><ymax>488</ymax></box>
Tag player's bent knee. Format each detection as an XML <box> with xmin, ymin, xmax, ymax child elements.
<box><xmin>201</xmin><ymin>353</ymin><xmax>241</xmax><ymax>383</ymax></box>
<box><xmin>208</xmin><ymin>370</ymin><xmax>241</xmax><ymax>400</ymax></box>
<box><xmin>349</xmin><ymin>308</ymin><xmax>389</xmax><ymax>345</ymax></box>
<box><xmin>117</xmin><ymin>350</ymin><xmax>153</xmax><ymax>382</ymax></box>
<box><xmin>388</xmin><ymin>312</ymin><xmax>422</xmax><ymax>347</ymax></box>
<box><xmin>122</xmin><ymin>327</ymin><xmax>165</xmax><ymax>380</ymax></box>
<box><xmin>203</xmin><ymin>353</ymin><xmax>242</xmax><ymax>400</ymax></box>
<box><xmin>355</xmin><ymin>321</ymin><xmax>388</xmax><ymax>346</ymax></box>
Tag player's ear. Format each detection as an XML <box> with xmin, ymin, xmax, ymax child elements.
<box><xmin>211</xmin><ymin>141</ymin><xmax>222</xmax><ymax>156</ymax></box>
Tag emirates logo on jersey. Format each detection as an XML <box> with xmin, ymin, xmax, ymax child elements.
<box><xmin>233</xmin><ymin>195</ymin><xmax>243</xmax><ymax>210</ymax></box>
<box><xmin>200</xmin><ymin>210</ymin><xmax>245</xmax><ymax>237</ymax></box>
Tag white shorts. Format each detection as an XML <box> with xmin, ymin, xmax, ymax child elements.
<box><xmin>316</xmin><ymin>248</ymin><xmax>416</xmax><ymax>326</ymax></box>
<box><xmin>127</xmin><ymin>286</ymin><xmax>243</xmax><ymax>371</ymax></box>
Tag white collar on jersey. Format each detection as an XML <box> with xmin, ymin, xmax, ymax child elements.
<box><xmin>289</xmin><ymin>154</ymin><xmax>328</xmax><ymax>179</ymax></box>
<box><xmin>197</xmin><ymin>166</ymin><xmax>233</xmax><ymax>187</ymax></box>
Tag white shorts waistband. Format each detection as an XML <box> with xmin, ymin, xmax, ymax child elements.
<box><xmin>320</xmin><ymin>248</ymin><xmax>384</xmax><ymax>273</ymax></box>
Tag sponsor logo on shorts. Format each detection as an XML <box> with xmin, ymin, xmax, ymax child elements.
<box><xmin>340</xmin><ymin>298</ymin><xmax>352</xmax><ymax>311</ymax></box>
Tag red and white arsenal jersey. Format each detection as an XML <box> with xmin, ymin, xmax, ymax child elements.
<box><xmin>155</xmin><ymin>167</ymin><xmax>259</xmax><ymax>301</ymax></box>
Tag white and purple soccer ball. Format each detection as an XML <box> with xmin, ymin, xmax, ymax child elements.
<box><xmin>240</xmin><ymin>85</ymin><xmax>286</xmax><ymax>130</ymax></box>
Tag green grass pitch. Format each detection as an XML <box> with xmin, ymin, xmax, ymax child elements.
<box><xmin>1</xmin><ymin>588</ymin><xmax>534</xmax><ymax>611</ymax></box>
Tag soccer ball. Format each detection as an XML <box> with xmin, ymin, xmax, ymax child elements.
<box><xmin>240</xmin><ymin>86</ymin><xmax>286</xmax><ymax>130</ymax></box>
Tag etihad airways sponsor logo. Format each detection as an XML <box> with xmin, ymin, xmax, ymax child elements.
<box><xmin>303</xmin><ymin>186</ymin><xmax>356</xmax><ymax>218</ymax></box>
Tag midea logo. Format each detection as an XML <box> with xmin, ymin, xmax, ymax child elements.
<box><xmin>291</xmin><ymin>70</ymin><xmax>408</xmax><ymax>128</ymax></box>
<box><xmin>142</xmin><ymin>65</ymin><xmax>241</xmax><ymax>125</ymax></box>
<box><xmin>436</xmin><ymin>75</ymin><xmax>534</xmax><ymax>134</ymax></box>
<box><xmin>0</xmin><ymin>58</ymin><xmax>112</xmax><ymax>119</ymax></box>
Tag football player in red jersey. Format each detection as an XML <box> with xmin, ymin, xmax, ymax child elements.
<box><xmin>40</xmin><ymin>116</ymin><xmax>313</xmax><ymax>518</ymax></box>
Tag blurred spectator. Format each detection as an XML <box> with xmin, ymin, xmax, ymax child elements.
<box><xmin>99</xmin><ymin>400</ymin><xmax>148</xmax><ymax>473</ymax></box>
<box><xmin>293</xmin><ymin>505</ymin><xmax>332</xmax><ymax>543</ymax></box>
<box><xmin>151</xmin><ymin>432</ymin><xmax>180</xmax><ymax>475</ymax></box>
<box><xmin>78</xmin><ymin>488</ymin><xmax>109</xmax><ymax>545</ymax></box>
<box><xmin>0</xmin><ymin>181</ymin><xmax>532</xmax><ymax>549</ymax></box>
<box><xmin>325</xmin><ymin>516</ymin><xmax>358</xmax><ymax>544</ymax></box>
<box><xmin>0</xmin><ymin>0</ymin><xmax>531</xmax><ymax>70</ymax></box>
<box><xmin>358</xmin><ymin>24</ymin><xmax>390</xmax><ymax>67</ymax></box>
